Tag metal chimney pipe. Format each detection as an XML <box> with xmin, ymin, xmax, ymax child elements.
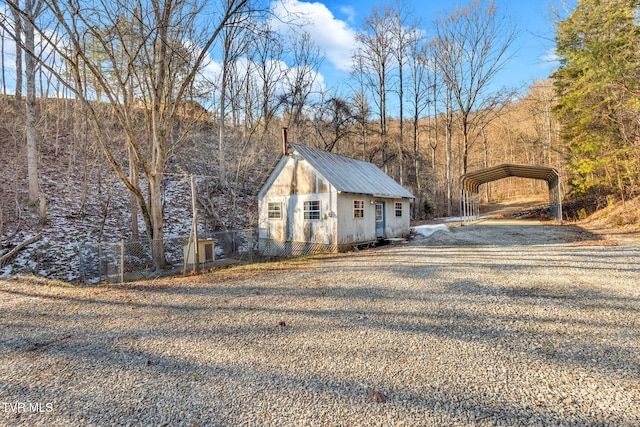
<box><xmin>282</xmin><ymin>127</ymin><xmax>289</xmax><ymax>156</ymax></box>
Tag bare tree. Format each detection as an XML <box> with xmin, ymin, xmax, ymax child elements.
<box><xmin>444</xmin><ymin>85</ymin><xmax>454</xmax><ymax>216</ymax></box>
<box><xmin>526</xmin><ymin>79</ymin><xmax>557</xmax><ymax>165</ymax></box>
<box><xmin>22</xmin><ymin>0</ymin><xmax>44</xmax><ymax>212</ymax></box>
<box><xmin>406</xmin><ymin>26</ymin><xmax>431</xmax><ymax>209</ymax></box>
<box><xmin>10</xmin><ymin>4</ymin><xmax>21</xmax><ymax>107</ymax></box>
<box><xmin>217</xmin><ymin>6</ymin><xmax>253</xmax><ymax>188</ymax></box>
<box><xmin>349</xmin><ymin>54</ymin><xmax>371</xmax><ymax>161</ymax></box>
<box><xmin>5</xmin><ymin>0</ymin><xmax>253</xmax><ymax>270</ymax></box>
<box><xmin>354</xmin><ymin>6</ymin><xmax>395</xmax><ymax>170</ymax></box>
<box><xmin>1</xmin><ymin>24</ymin><xmax>6</xmax><ymax>95</ymax></box>
<box><xmin>3</xmin><ymin>0</ymin><xmax>45</xmax><ymax>216</ymax></box>
<box><xmin>428</xmin><ymin>61</ymin><xmax>441</xmax><ymax>211</ymax></box>
<box><xmin>432</xmin><ymin>0</ymin><xmax>517</xmax><ymax>175</ymax></box>
<box><xmin>282</xmin><ymin>31</ymin><xmax>323</xmax><ymax>134</ymax></box>
<box><xmin>389</xmin><ymin>0</ymin><xmax>417</xmax><ymax>186</ymax></box>
<box><xmin>250</xmin><ymin>23</ymin><xmax>286</xmax><ymax>135</ymax></box>
<box><xmin>311</xmin><ymin>95</ymin><xmax>356</xmax><ymax>153</ymax></box>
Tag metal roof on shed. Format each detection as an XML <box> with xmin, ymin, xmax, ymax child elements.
<box><xmin>289</xmin><ymin>143</ymin><xmax>414</xmax><ymax>199</ymax></box>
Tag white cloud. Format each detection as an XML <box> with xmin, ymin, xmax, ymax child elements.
<box><xmin>339</xmin><ymin>6</ymin><xmax>356</xmax><ymax>24</ymax></box>
<box><xmin>270</xmin><ymin>0</ymin><xmax>357</xmax><ymax>72</ymax></box>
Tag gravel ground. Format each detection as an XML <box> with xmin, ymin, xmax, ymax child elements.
<box><xmin>1</xmin><ymin>219</ymin><xmax>639</xmax><ymax>426</ymax></box>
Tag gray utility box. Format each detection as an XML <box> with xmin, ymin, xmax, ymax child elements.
<box><xmin>183</xmin><ymin>239</ymin><xmax>214</xmax><ymax>264</ymax></box>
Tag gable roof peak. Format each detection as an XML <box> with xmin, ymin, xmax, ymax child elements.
<box><xmin>288</xmin><ymin>143</ymin><xmax>414</xmax><ymax>199</ymax></box>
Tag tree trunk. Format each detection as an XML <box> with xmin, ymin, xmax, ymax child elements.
<box><xmin>430</xmin><ymin>82</ymin><xmax>439</xmax><ymax>211</ymax></box>
<box><xmin>483</xmin><ymin>129</ymin><xmax>490</xmax><ymax>203</ymax></box>
<box><xmin>219</xmin><ymin>62</ymin><xmax>228</xmax><ymax>187</ymax></box>
<box><xmin>398</xmin><ymin>64</ymin><xmax>404</xmax><ymax>186</ymax></box>
<box><xmin>11</xmin><ymin>6</ymin><xmax>22</xmax><ymax>108</ymax></box>
<box><xmin>380</xmin><ymin>68</ymin><xmax>387</xmax><ymax>171</ymax></box>
<box><xmin>446</xmin><ymin>125</ymin><xmax>452</xmax><ymax>217</ymax></box>
<box><xmin>128</xmin><ymin>145</ymin><xmax>139</xmax><ymax>239</ymax></box>
<box><xmin>1</xmin><ymin>26</ymin><xmax>6</xmax><ymax>96</ymax></box>
<box><xmin>24</xmin><ymin>1</ymin><xmax>41</xmax><ymax>209</ymax></box>
<box><xmin>462</xmin><ymin>121</ymin><xmax>469</xmax><ymax>175</ymax></box>
<box><xmin>148</xmin><ymin>173</ymin><xmax>166</xmax><ymax>270</ymax></box>
<box><xmin>445</xmin><ymin>88</ymin><xmax>453</xmax><ymax>217</ymax></box>
<box><xmin>413</xmin><ymin>115</ymin><xmax>420</xmax><ymax>192</ymax></box>
<box><xmin>0</xmin><ymin>196</ymin><xmax>3</xmax><ymax>249</ymax></box>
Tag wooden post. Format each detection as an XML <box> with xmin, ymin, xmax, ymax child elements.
<box><xmin>98</xmin><ymin>244</ymin><xmax>103</xmax><ymax>282</ymax></box>
<box><xmin>191</xmin><ymin>175</ymin><xmax>200</xmax><ymax>274</ymax></box>
<box><xmin>120</xmin><ymin>239</ymin><xmax>125</xmax><ymax>283</ymax></box>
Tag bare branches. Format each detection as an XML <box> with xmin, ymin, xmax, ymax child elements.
<box><xmin>3</xmin><ymin>0</ymin><xmax>257</xmax><ymax>269</ymax></box>
<box><xmin>432</xmin><ymin>0</ymin><xmax>518</xmax><ymax>177</ymax></box>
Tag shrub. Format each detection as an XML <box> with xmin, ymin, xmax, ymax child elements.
<box><xmin>423</xmin><ymin>200</ymin><xmax>434</xmax><ymax>216</ymax></box>
<box><xmin>578</xmin><ymin>208</ymin><xmax>588</xmax><ymax>220</ymax></box>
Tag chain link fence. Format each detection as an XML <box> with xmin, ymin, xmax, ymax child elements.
<box><xmin>258</xmin><ymin>228</ymin><xmax>338</xmax><ymax>257</ymax></box>
<box><xmin>79</xmin><ymin>229</ymin><xmax>258</xmax><ymax>284</ymax></box>
<box><xmin>259</xmin><ymin>239</ymin><xmax>337</xmax><ymax>257</ymax></box>
<box><xmin>78</xmin><ymin>228</ymin><xmax>344</xmax><ymax>284</ymax></box>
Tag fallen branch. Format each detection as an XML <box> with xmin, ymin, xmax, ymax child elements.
<box><xmin>0</xmin><ymin>233</ymin><xmax>42</xmax><ymax>267</ymax></box>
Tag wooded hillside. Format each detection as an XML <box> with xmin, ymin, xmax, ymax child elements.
<box><xmin>0</xmin><ymin>78</ymin><xmax>564</xmax><ymax>280</ymax></box>
<box><xmin>1</xmin><ymin>0</ymin><xmax>638</xmax><ymax>280</ymax></box>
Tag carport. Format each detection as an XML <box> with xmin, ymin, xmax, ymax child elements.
<box><xmin>459</xmin><ymin>164</ymin><xmax>563</xmax><ymax>224</ymax></box>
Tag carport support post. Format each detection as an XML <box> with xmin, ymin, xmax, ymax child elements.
<box><xmin>465</xmin><ymin>190</ymin><xmax>469</xmax><ymax>220</ymax></box>
<box><xmin>557</xmin><ymin>198</ymin><xmax>563</xmax><ymax>225</ymax></box>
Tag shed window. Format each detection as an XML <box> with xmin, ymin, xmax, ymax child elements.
<box><xmin>304</xmin><ymin>200</ymin><xmax>321</xmax><ymax>220</ymax></box>
<box><xmin>354</xmin><ymin>200</ymin><xmax>364</xmax><ymax>218</ymax></box>
<box><xmin>395</xmin><ymin>202</ymin><xmax>403</xmax><ymax>217</ymax></box>
<box><xmin>268</xmin><ymin>202</ymin><xmax>282</xmax><ymax>219</ymax></box>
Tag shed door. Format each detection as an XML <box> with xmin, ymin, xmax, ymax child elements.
<box><xmin>375</xmin><ymin>201</ymin><xmax>385</xmax><ymax>238</ymax></box>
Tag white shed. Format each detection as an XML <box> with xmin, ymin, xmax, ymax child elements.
<box><xmin>258</xmin><ymin>143</ymin><xmax>415</xmax><ymax>255</ymax></box>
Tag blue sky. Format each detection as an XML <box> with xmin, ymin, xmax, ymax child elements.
<box><xmin>272</xmin><ymin>0</ymin><xmax>567</xmax><ymax>95</ymax></box>
<box><xmin>0</xmin><ymin>0</ymin><xmax>568</xmax><ymax>100</ymax></box>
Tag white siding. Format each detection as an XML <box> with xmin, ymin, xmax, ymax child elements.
<box><xmin>336</xmin><ymin>194</ymin><xmax>377</xmax><ymax>244</ymax></box>
<box><xmin>336</xmin><ymin>195</ymin><xmax>411</xmax><ymax>244</ymax></box>
<box><xmin>258</xmin><ymin>156</ymin><xmax>337</xmax><ymax>247</ymax></box>
<box><xmin>384</xmin><ymin>199</ymin><xmax>411</xmax><ymax>237</ymax></box>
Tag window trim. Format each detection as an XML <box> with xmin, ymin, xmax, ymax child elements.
<box><xmin>303</xmin><ymin>200</ymin><xmax>321</xmax><ymax>220</ymax></box>
<box><xmin>395</xmin><ymin>202</ymin><xmax>403</xmax><ymax>217</ymax></box>
<box><xmin>375</xmin><ymin>203</ymin><xmax>384</xmax><ymax>222</ymax></box>
<box><xmin>267</xmin><ymin>201</ymin><xmax>282</xmax><ymax>220</ymax></box>
<box><xmin>353</xmin><ymin>200</ymin><xmax>364</xmax><ymax>219</ymax></box>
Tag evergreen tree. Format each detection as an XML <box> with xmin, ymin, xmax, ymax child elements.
<box><xmin>553</xmin><ymin>0</ymin><xmax>640</xmax><ymax>198</ymax></box>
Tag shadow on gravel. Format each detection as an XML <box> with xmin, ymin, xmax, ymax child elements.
<box><xmin>2</xmin><ymin>269</ymin><xmax>639</xmax><ymax>379</ymax></box>
<box><xmin>385</xmin><ymin>247</ymin><xmax>640</xmax><ymax>274</ymax></box>
<box><xmin>2</xmin><ymin>271</ymin><xmax>639</xmax><ymax>426</ymax></box>
<box><xmin>1</xmin><ymin>218</ymin><xmax>639</xmax><ymax>426</ymax></box>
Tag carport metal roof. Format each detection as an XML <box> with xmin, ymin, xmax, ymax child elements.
<box><xmin>459</xmin><ymin>164</ymin><xmax>563</xmax><ymax>223</ymax></box>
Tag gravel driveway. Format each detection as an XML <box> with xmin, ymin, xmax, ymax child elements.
<box><xmin>1</xmin><ymin>219</ymin><xmax>639</xmax><ymax>426</ymax></box>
